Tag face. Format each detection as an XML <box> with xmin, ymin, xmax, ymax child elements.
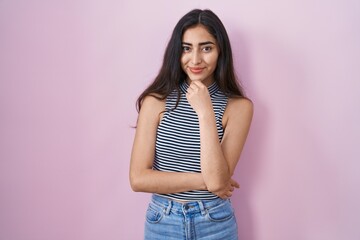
<box><xmin>181</xmin><ymin>25</ymin><xmax>219</xmax><ymax>86</ymax></box>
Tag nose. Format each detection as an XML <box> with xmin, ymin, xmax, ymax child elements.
<box><xmin>191</xmin><ymin>51</ymin><xmax>202</xmax><ymax>65</ymax></box>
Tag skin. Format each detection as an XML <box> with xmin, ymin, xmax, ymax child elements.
<box><xmin>129</xmin><ymin>24</ymin><xmax>253</xmax><ymax>200</ymax></box>
<box><xmin>181</xmin><ymin>25</ymin><xmax>219</xmax><ymax>87</ymax></box>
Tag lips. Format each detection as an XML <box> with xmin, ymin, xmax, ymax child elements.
<box><xmin>189</xmin><ymin>67</ymin><xmax>205</xmax><ymax>74</ymax></box>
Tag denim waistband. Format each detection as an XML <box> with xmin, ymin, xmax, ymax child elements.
<box><xmin>151</xmin><ymin>194</ymin><xmax>228</xmax><ymax>216</ymax></box>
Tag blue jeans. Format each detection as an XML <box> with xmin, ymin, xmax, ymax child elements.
<box><xmin>144</xmin><ymin>194</ymin><xmax>238</xmax><ymax>240</ymax></box>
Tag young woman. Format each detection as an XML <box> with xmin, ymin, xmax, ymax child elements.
<box><xmin>130</xmin><ymin>9</ymin><xmax>253</xmax><ymax>240</ymax></box>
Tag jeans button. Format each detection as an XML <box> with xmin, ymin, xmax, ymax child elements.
<box><xmin>184</xmin><ymin>205</ymin><xmax>189</xmax><ymax>210</ymax></box>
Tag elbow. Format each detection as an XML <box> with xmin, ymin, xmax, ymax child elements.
<box><xmin>130</xmin><ymin>180</ymin><xmax>140</xmax><ymax>192</ymax></box>
<box><xmin>130</xmin><ymin>168</ymin><xmax>153</xmax><ymax>192</ymax></box>
<box><xmin>129</xmin><ymin>173</ymin><xmax>143</xmax><ymax>192</ymax></box>
<box><xmin>204</xmin><ymin>171</ymin><xmax>231</xmax><ymax>193</ymax></box>
<box><xmin>206</xmin><ymin>181</ymin><xmax>228</xmax><ymax>193</ymax></box>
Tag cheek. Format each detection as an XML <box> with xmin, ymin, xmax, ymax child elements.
<box><xmin>207</xmin><ymin>55</ymin><xmax>219</xmax><ymax>68</ymax></box>
<box><xmin>180</xmin><ymin>55</ymin><xmax>187</xmax><ymax>68</ymax></box>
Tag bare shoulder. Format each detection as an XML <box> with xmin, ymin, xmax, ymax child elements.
<box><xmin>226</xmin><ymin>97</ymin><xmax>253</xmax><ymax>117</ymax></box>
<box><xmin>223</xmin><ymin>97</ymin><xmax>254</xmax><ymax>126</ymax></box>
<box><xmin>138</xmin><ymin>94</ymin><xmax>166</xmax><ymax>124</ymax></box>
<box><xmin>141</xmin><ymin>94</ymin><xmax>165</xmax><ymax>109</ymax></box>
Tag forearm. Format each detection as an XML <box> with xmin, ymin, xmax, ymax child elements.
<box><xmin>130</xmin><ymin>169</ymin><xmax>207</xmax><ymax>194</ymax></box>
<box><xmin>198</xmin><ymin>112</ymin><xmax>231</xmax><ymax>192</ymax></box>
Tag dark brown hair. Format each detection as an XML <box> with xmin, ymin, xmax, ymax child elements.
<box><xmin>136</xmin><ymin>9</ymin><xmax>246</xmax><ymax>112</ymax></box>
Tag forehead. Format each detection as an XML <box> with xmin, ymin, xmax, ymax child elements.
<box><xmin>182</xmin><ymin>25</ymin><xmax>216</xmax><ymax>43</ymax></box>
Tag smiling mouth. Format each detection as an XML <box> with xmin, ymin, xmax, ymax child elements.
<box><xmin>189</xmin><ymin>67</ymin><xmax>205</xmax><ymax>74</ymax></box>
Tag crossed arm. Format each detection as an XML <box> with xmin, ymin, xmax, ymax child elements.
<box><xmin>129</xmin><ymin>85</ymin><xmax>253</xmax><ymax>199</ymax></box>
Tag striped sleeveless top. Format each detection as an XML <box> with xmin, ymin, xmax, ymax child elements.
<box><xmin>154</xmin><ymin>81</ymin><xmax>228</xmax><ymax>201</ymax></box>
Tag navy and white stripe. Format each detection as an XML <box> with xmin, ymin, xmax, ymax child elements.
<box><xmin>154</xmin><ymin>81</ymin><xmax>228</xmax><ymax>201</ymax></box>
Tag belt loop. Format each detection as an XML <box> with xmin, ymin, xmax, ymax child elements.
<box><xmin>198</xmin><ymin>201</ymin><xmax>206</xmax><ymax>216</ymax></box>
<box><xmin>165</xmin><ymin>200</ymin><xmax>172</xmax><ymax>215</ymax></box>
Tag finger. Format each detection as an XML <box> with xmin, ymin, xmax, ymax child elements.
<box><xmin>219</xmin><ymin>195</ymin><xmax>227</xmax><ymax>200</ymax></box>
<box><xmin>189</xmin><ymin>81</ymin><xmax>199</xmax><ymax>88</ymax></box>
<box><xmin>191</xmin><ymin>81</ymin><xmax>204</xmax><ymax>87</ymax></box>
<box><xmin>231</xmin><ymin>179</ymin><xmax>240</xmax><ymax>188</ymax></box>
<box><xmin>187</xmin><ymin>85</ymin><xmax>195</xmax><ymax>92</ymax></box>
<box><xmin>190</xmin><ymin>82</ymin><xmax>198</xmax><ymax>88</ymax></box>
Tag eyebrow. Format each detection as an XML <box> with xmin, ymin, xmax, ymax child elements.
<box><xmin>182</xmin><ymin>41</ymin><xmax>215</xmax><ymax>46</ymax></box>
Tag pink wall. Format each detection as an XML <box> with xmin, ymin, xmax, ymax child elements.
<box><xmin>1</xmin><ymin>0</ymin><xmax>359</xmax><ymax>239</ymax></box>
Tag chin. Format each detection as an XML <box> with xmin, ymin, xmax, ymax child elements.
<box><xmin>188</xmin><ymin>75</ymin><xmax>205</xmax><ymax>82</ymax></box>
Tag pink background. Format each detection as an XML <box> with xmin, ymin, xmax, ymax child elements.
<box><xmin>1</xmin><ymin>0</ymin><xmax>359</xmax><ymax>239</ymax></box>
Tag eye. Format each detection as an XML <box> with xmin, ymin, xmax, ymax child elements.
<box><xmin>202</xmin><ymin>46</ymin><xmax>212</xmax><ymax>52</ymax></box>
<box><xmin>182</xmin><ymin>46</ymin><xmax>191</xmax><ymax>53</ymax></box>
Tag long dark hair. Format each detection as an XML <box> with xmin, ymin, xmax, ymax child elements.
<box><xmin>136</xmin><ymin>9</ymin><xmax>246</xmax><ymax>112</ymax></box>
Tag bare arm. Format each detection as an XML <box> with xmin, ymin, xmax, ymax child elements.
<box><xmin>221</xmin><ymin>97</ymin><xmax>253</xmax><ymax>177</ymax></box>
<box><xmin>187</xmin><ymin>81</ymin><xmax>253</xmax><ymax>193</ymax></box>
<box><xmin>198</xmin><ymin>110</ymin><xmax>230</xmax><ymax>192</ymax></box>
<box><xmin>129</xmin><ymin>95</ymin><xmax>207</xmax><ymax>194</ymax></box>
